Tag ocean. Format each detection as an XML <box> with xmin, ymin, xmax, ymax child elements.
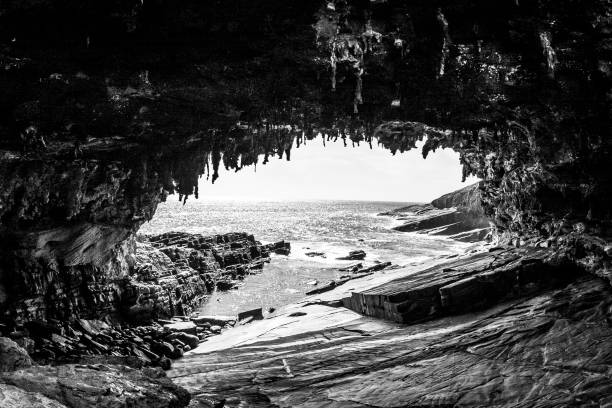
<box><xmin>139</xmin><ymin>199</ymin><xmax>471</xmax><ymax>315</ymax></box>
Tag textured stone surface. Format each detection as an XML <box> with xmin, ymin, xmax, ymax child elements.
<box><xmin>169</xmin><ymin>266</ymin><xmax>612</xmax><ymax>407</ymax></box>
<box><xmin>344</xmin><ymin>247</ymin><xmax>577</xmax><ymax>323</ymax></box>
<box><xmin>382</xmin><ymin>183</ymin><xmax>492</xmax><ymax>243</ymax></box>
<box><xmin>0</xmin><ymin>384</ymin><xmax>68</xmax><ymax>408</ymax></box>
<box><xmin>0</xmin><ymin>337</ymin><xmax>33</xmax><ymax>372</ymax></box>
<box><xmin>1</xmin><ymin>364</ymin><xmax>190</xmax><ymax>408</ymax></box>
<box><xmin>127</xmin><ymin>232</ymin><xmax>280</xmax><ymax>321</ymax></box>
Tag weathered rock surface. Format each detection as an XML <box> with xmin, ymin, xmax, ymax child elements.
<box><xmin>127</xmin><ymin>232</ymin><xmax>279</xmax><ymax>322</ymax></box>
<box><xmin>337</xmin><ymin>250</ymin><xmax>366</xmax><ymax>261</ymax></box>
<box><xmin>0</xmin><ymin>231</ymin><xmax>284</xmax><ymax>368</ymax></box>
<box><xmin>0</xmin><ymin>337</ymin><xmax>33</xmax><ymax>372</ymax></box>
<box><xmin>344</xmin><ymin>247</ymin><xmax>576</xmax><ymax>323</ymax></box>
<box><xmin>383</xmin><ymin>183</ymin><xmax>492</xmax><ymax>243</ymax></box>
<box><xmin>1</xmin><ymin>364</ymin><xmax>190</xmax><ymax>408</ymax></box>
<box><xmin>169</xmin><ymin>251</ymin><xmax>612</xmax><ymax>407</ymax></box>
<box><xmin>0</xmin><ymin>384</ymin><xmax>68</xmax><ymax>408</ymax></box>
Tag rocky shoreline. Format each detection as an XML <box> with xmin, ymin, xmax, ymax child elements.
<box><xmin>1</xmin><ymin>232</ymin><xmax>290</xmax><ymax>375</ymax></box>
<box><xmin>168</xmin><ymin>245</ymin><xmax>612</xmax><ymax>407</ymax></box>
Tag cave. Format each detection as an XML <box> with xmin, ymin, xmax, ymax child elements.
<box><xmin>0</xmin><ymin>0</ymin><xmax>611</xmax><ymax>407</ymax></box>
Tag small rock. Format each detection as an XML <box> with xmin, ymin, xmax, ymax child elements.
<box><xmin>191</xmin><ymin>316</ymin><xmax>235</xmax><ymax>327</ymax></box>
<box><xmin>158</xmin><ymin>356</ymin><xmax>172</xmax><ymax>370</ymax></box>
<box><xmin>163</xmin><ymin>321</ymin><xmax>197</xmax><ymax>336</ymax></box>
<box><xmin>337</xmin><ymin>250</ymin><xmax>366</xmax><ymax>261</ymax></box>
<box><xmin>237</xmin><ymin>308</ymin><xmax>263</xmax><ymax>322</ymax></box>
<box><xmin>305</xmin><ymin>252</ymin><xmax>326</xmax><ymax>258</ymax></box>
<box><xmin>338</xmin><ymin>263</ymin><xmax>362</xmax><ymax>272</ymax></box>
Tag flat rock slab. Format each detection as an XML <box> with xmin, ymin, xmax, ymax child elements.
<box><xmin>344</xmin><ymin>247</ymin><xmax>571</xmax><ymax>323</ymax></box>
<box><xmin>169</xmin><ymin>277</ymin><xmax>612</xmax><ymax>407</ymax></box>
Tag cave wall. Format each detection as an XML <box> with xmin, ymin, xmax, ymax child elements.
<box><xmin>0</xmin><ymin>0</ymin><xmax>610</xmax><ymax>324</ymax></box>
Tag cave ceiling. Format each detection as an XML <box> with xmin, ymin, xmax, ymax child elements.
<box><xmin>0</xmin><ymin>0</ymin><xmax>609</xmax><ymax>239</ymax></box>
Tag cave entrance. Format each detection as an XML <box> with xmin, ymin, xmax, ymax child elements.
<box><xmin>140</xmin><ymin>137</ymin><xmax>479</xmax><ymax>315</ymax></box>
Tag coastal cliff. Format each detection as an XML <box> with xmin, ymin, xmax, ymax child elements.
<box><xmin>382</xmin><ymin>182</ymin><xmax>492</xmax><ymax>242</ymax></box>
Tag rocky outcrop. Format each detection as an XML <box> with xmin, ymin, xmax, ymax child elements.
<box><xmin>0</xmin><ymin>231</ymin><xmax>288</xmax><ymax>369</ymax></box>
<box><xmin>431</xmin><ymin>182</ymin><xmax>484</xmax><ymax>214</ymax></box>
<box><xmin>392</xmin><ymin>207</ymin><xmax>491</xmax><ymax>242</ymax></box>
<box><xmin>127</xmin><ymin>232</ymin><xmax>280</xmax><ymax>322</ymax></box>
<box><xmin>344</xmin><ymin>246</ymin><xmax>577</xmax><ymax>323</ymax></box>
<box><xmin>384</xmin><ymin>182</ymin><xmax>492</xmax><ymax>242</ymax></box>
<box><xmin>0</xmin><ymin>228</ymin><xmax>281</xmax><ymax>327</ymax></box>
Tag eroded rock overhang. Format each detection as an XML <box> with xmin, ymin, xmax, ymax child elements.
<box><xmin>0</xmin><ymin>0</ymin><xmax>610</xmax><ymax>323</ymax></box>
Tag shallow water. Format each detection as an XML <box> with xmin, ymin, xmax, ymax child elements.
<box><xmin>140</xmin><ymin>199</ymin><xmax>470</xmax><ymax>314</ymax></box>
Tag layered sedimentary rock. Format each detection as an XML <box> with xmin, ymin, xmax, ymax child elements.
<box><xmin>344</xmin><ymin>246</ymin><xmax>577</xmax><ymax>323</ymax></box>
<box><xmin>170</xmin><ymin>271</ymin><xmax>612</xmax><ymax>407</ymax></box>
<box><xmin>383</xmin><ymin>182</ymin><xmax>492</xmax><ymax>242</ymax></box>
<box><xmin>0</xmin><ymin>231</ymin><xmax>286</xmax><ymax>369</ymax></box>
<box><xmin>0</xmin><ymin>226</ymin><xmax>279</xmax><ymax>327</ymax></box>
<box><xmin>129</xmin><ymin>232</ymin><xmax>288</xmax><ymax>321</ymax></box>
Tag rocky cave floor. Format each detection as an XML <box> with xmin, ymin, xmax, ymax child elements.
<box><xmin>2</xmin><ymin>204</ymin><xmax>612</xmax><ymax>407</ymax></box>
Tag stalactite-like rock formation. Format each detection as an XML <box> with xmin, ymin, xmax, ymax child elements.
<box><xmin>0</xmin><ymin>0</ymin><xmax>609</xmax><ymax>345</ymax></box>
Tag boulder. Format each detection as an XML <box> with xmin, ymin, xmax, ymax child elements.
<box><xmin>0</xmin><ymin>337</ymin><xmax>33</xmax><ymax>372</ymax></box>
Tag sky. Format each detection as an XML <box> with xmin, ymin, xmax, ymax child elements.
<box><xmin>194</xmin><ymin>138</ymin><xmax>479</xmax><ymax>203</ymax></box>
